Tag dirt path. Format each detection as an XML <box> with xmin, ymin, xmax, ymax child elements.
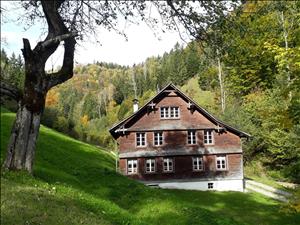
<box><xmin>245</xmin><ymin>179</ymin><xmax>292</xmax><ymax>202</ymax></box>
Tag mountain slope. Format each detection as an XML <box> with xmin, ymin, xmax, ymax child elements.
<box><xmin>1</xmin><ymin>108</ymin><xmax>299</xmax><ymax>225</ymax></box>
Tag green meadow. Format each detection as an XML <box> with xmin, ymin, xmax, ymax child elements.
<box><xmin>1</xmin><ymin>108</ymin><xmax>299</xmax><ymax>225</ymax></box>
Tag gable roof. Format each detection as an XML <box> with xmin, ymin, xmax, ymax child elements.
<box><xmin>109</xmin><ymin>83</ymin><xmax>250</xmax><ymax>139</ymax></box>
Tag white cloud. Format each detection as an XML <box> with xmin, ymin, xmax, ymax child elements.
<box><xmin>2</xmin><ymin>2</ymin><xmax>190</xmax><ymax>69</ymax></box>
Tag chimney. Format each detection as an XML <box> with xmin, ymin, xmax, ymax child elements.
<box><xmin>133</xmin><ymin>99</ymin><xmax>139</xmax><ymax>113</ymax></box>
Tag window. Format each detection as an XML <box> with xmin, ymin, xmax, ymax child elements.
<box><xmin>145</xmin><ymin>159</ymin><xmax>155</xmax><ymax>173</ymax></box>
<box><xmin>216</xmin><ymin>156</ymin><xmax>227</xmax><ymax>170</ymax></box>
<box><xmin>170</xmin><ymin>107</ymin><xmax>179</xmax><ymax>118</ymax></box>
<box><xmin>160</xmin><ymin>107</ymin><xmax>169</xmax><ymax>118</ymax></box>
<box><xmin>136</xmin><ymin>133</ymin><xmax>146</xmax><ymax>147</ymax></box>
<box><xmin>204</xmin><ymin>130</ymin><xmax>213</xmax><ymax>144</ymax></box>
<box><xmin>154</xmin><ymin>132</ymin><xmax>163</xmax><ymax>146</ymax></box>
<box><xmin>208</xmin><ymin>183</ymin><xmax>214</xmax><ymax>189</ymax></box>
<box><xmin>160</xmin><ymin>107</ymin><xmax>180</xmax><ymax>119</ymax></box>
<box><xmin>193</xmin><ymin>157</ymin><xmax>203</xmax><ymax>171</ymax></box>
<box><xmin>188</xmin><ymin>130</ymin><xmax>197</xmax><ymax>145</ymax></box>
<box><xmin>127</xmin><ymin>159</ymin><xmax>138</xmax><ymax>174</ymax></box>
<box><xmin>163</xmin><ymin>158</ymin><xmax>173</xmax><ymax>172</ymax></box>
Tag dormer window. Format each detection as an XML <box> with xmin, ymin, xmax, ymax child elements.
<box><xmin>160</xmin><ymin>106</ymin><xmax>180</xmax><ymax>119</ymax></box>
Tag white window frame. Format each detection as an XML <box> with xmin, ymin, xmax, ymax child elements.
<box><xmin>160</xmin><ymin>106</ymin><xmax>180</xmax><ymax>119</ymax></box>
<box><xmin>192</xmin><ymin>157</ymin><xmax>203</xmax><ymax>171</ymax></box>
<box><xmin>188</xmin><ymin>130</ymin><xmax>197</xmax><ymax>145</ymax></box>
<box><xmin>136</xmin><ymin>132</ymin><xmax>146</xmax><ymax>147</ymax></box>
<box><xmin>163</xmin><ymin>158</ymin><xmax>174</xmax><ymax>172</ymax></box>
<box><xmin>204</xmin><ymin>130</ymin><xmax>214</xmax><ymax>145</ymax></box>
<box><xmin>154</xmin><ymin>132</ymin><xmax>163</xmax><ymax>146</ymax></box>
<box><xmin>127</xmin><ymin>159</ymin><xmax>138</xmax><ymax>174</ymax></box>
<box><xmin>160</xmin><ymin>107</ymin><xmax>169</xmax><ymax>118</ymax></box>
<box><xmin>170</xmin><ymin>106</ymin><xmax>180</xmax><ymax>118</ymax></box>
<box><xmin>216</xmin><ymin>155</ymin><xmax>227</xmax><ymax>171</ymax></box>
<box><xmin>145</xmin><ymin>158</ymin><xmax>156</xmax><ymax>173</ymax></box>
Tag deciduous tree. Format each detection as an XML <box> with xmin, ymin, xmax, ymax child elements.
<box><xmin>0</xmin><ymin>0</ymin><xmax>238</xmax><ymax>173</ymax></box>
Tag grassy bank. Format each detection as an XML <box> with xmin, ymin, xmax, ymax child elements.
<box><xmin>1</xmin><ymin>108</ymin><xmax>299</xmax><ymax>225</ymax></box>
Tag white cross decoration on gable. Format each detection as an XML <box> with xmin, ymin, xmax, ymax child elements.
<box><xmin>148</xmin><ymin>102</ymin><xmax>156</xmax><ymax>109</ymax></box>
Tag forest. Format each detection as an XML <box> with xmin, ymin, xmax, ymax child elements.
<box><xmin>1</xmin><ymin>1</ymin><xmax>299</xmax><ymax>182</ymax></box>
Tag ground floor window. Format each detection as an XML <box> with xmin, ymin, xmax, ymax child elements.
<box><xmin>208</xmin><ymin>182</ymin><xmax>214</xmax><ymax>189</ymax></box>
<box><xmin>216</xmin><ymin>155</ymin><xmax>227</xmax><ymax>170</ymax></box>
<box><xmin>145</xmin><ymin>159</ymin><xmax>156</xmax><ymax>173</ymax></box>
<box><xmin>163</xmin><ymin>158</ymin><xmax>173</xmax><ymax>172</ymax></box>
<box><xmin>127</xmin><ymin>159</ymin><xmax>138</xmax><ymax>174</ymax></box>
<box><xmin>192</xmin><ymin>157</ymin><xmax>203</xmax><ymax>171</ymax></box>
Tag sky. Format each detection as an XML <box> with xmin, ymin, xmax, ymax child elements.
<box><xmin>1</xmin><ymin>2</ymin><xmax>188</xmax><ymax>69</ymax></box>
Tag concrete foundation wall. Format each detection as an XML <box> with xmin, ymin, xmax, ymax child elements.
<box><xmin>157</xmin><ymin>179</ymin><xmax>244</xmax><ymax>192</ymax></box>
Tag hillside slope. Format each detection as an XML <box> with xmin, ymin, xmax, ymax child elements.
<box><xmin>1</xmin><ymin>109</ymin><xmax>299</xmax><ymax>225</ymax></box>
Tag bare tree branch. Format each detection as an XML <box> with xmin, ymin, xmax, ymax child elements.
<box><xmin>0</xmin><ymin>81</ymin><xmax>22</xmax><ymax>101</ymax></box>
<box><xmin>46</xmin><ymin>37</ymin><xmax>76</xmax><ymax>89</ymax></box>
<box><xmin>40</xmin><ymin>32</ymin><xmax>78</xmax><ymax>49</ymax></box>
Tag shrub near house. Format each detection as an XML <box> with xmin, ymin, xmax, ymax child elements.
<box><xmin>110</xmin><ymin>84</ymin><xmax>250</xmax><ymax>191</ymax></box>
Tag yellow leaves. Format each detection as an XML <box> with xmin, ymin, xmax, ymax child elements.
<box><xmin>80</xmin><ymin>115</ymin><xmax>89</xmax><ymax>126</ymax></box>
<box><xmin>46</xmin><ymin>89</ymin><xmax>59</xmax><ymax>107</ymax></box>
<box><xmin>264</xmin><ymin>42</ymin><xmax>300</xmax><ymax>72</ymax></box>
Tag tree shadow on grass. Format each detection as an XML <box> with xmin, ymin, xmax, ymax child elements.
<box><xmin>1</xmin><ymin>112</ymin><xmax>300</xmax><ymax>225</ymax></box>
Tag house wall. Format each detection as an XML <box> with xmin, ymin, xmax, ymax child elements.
<box><xmin>116</xmin><ymin>91</ymin><xmax>244</xmax><ymax>187</ymax></box>
<box><xmin>119</xmin><ymin>130</ymin><xmax>240</xmax><ymax>152</ymax></box>
<box><xmin>119</xmin><ymin>154</ymin><xmax>243</xmax><ymax>181</ymax></box>
<box><xmin>118</xmin><ymin>94</ymin><xmax>241</xmax><ymax>152</ymax></box>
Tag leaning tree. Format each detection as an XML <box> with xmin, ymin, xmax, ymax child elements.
<box><xmin>0</xmin><ymin>0</ymin><xmax>238</xmax><ymax>173</ymax></box>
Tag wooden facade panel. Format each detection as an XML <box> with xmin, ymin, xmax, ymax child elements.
<box><xmin>119</xmin><ymin>159</ymin><xmax>127</xmax><ymax>174</ymax></box>
<box><xmin>119</xmin><ymin>130</ymin><xmax>241</xmax><ymax>152</ymax></box>
<box><xmin>214</xmin><ymin>132</ymin><xmax>241</xmax><ymax>147</ymax></box>
<box><xmin>119</xmin><ymin>154</ymin><xmax>243</xmax><ymax>181</ymax></box>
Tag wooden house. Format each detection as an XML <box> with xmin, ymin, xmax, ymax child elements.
<box><xmin>109</xmin><ymin>83</ymin><xmax>250</xmax><ymax>191</ymax></box>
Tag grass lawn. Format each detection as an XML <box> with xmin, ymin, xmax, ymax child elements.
<box><xmin>1</xmin><ymin>108</ymin><xmax>300</xmax><ymax>225</ymax></box>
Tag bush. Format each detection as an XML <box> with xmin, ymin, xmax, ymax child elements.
<box><xmin>53</xmin><ymin>116</ymin><xmax>69</xmax><ymax>133</ymax></box>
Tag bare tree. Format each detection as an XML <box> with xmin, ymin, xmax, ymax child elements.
<box><xmin>0</xmin><ymin>0</ymin><xmax>238</xmax><ymax>173</ymax></box>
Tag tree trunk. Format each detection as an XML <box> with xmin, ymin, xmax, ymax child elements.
<box><xmin>2</xmin><ymin>1</ymin><xmax>76</xmax><ymax>174</ymax></box>
<box><xmin>3</xmin><ymin>104</ymin><xmax>42</xmax><ymax>173</ymax></box>
<box><xmin>279</xmin><ymin>11</ymin><xmax>290</xmax><ymax>80</ymax></box>
<box><xmin>216</xmin><ymin>49</ymin><xmax>225</xmax><ymax>113</ymax></box>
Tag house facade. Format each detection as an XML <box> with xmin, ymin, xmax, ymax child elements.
<box><xmin>109</xmin><ymin>83</ymin><xmax>250</xmax><ymax>191</ymax></box>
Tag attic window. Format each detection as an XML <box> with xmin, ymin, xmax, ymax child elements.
<box><xmin>160</xmin><ymin>107</ymin><xmax>180</xmax><ymax>119</ymax></box>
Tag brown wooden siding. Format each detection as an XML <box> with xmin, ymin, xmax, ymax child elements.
<box><xmin>117</xmin><ymin>93</ymin><xmax>243</xmax><ymax>182</ymax></box>
<box><xmin>119</xmin><ymin>154</ymin><xmax>243</xmax><ymax>181</ymax></box>
<box><xmin>119</xmin><ymin>130</ymin><xmax>241</xmax><ymax>153</ymax></box>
